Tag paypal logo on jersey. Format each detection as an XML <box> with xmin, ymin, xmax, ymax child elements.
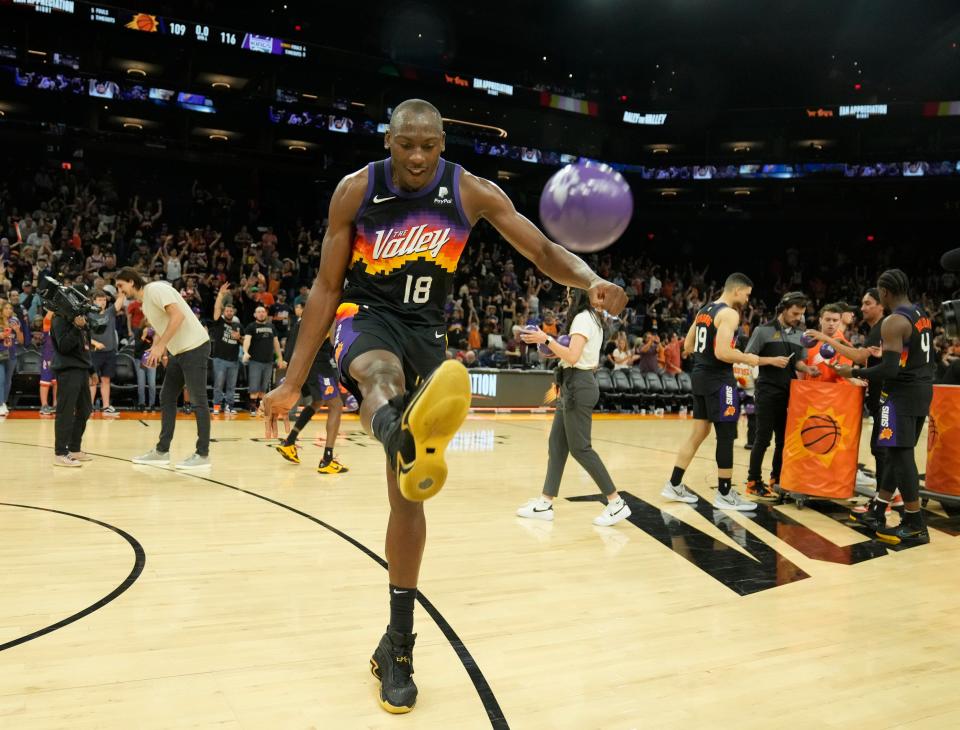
<box><xmin>434</xmin><ymin>185</ymin><xmax>453</xmax><ymax>205</ymax></box>
<box><xmin>371</xmin><ymin>224</ymin><xmax>453</xmax><ymax>261</ymax></box>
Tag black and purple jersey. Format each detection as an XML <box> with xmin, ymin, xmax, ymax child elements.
<box><xmin>342</xmin><ymin>158</ymin><xmax>473</xmax><ymax>328</ymax></box>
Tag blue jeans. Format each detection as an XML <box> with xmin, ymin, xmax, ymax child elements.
<box><xmin>134</xmin><ymin>358</ymin><xmax>157</xmax><ymax>407</ymax></box>
<box><xmin>0</xmin><ymin>355</ymin><xmax>13</xmax><ymax>405</ymax></box>
<box><xmin>212</xmin><ymin>357</ymin><xmax>239</xmax><ymax>407</ymax></box>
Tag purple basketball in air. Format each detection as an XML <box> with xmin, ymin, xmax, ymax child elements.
<box><xmin>539</xmin><ymin>161</ymin><xmax>634</xmax><ymax>253</ymax></box>
<box><xmin>820</xmin><ymin>343</ymin><xmax>837</xmax><ymax>359</ymax></box>
<box><xmin>800</xmin><ymin>333</ymin><xmax>818</xmax><ymax>348</ymax></box>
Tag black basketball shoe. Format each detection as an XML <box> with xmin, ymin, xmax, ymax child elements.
<box><xmin>875</xmin><ymin>522</ymin><xmax>930</xmax><ymax>546</ymax></box>
<box><xmin>370</xmin><ymin>627</ymin><xmax>418</xmax><ymax>714</ymax></box>
<box><xmin>847</xmin><ymin>508</ymin><xmax>885</xmax><ymax>532</ymax></box>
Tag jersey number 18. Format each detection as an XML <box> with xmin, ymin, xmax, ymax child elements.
<box><xmin>403</xmin><ymin>275</ymin><xmax>433</xmax><ymax>304</ymax></box>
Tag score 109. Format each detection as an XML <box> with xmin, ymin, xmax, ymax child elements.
<box><xmin>168</xmin><ymin>21</ymin><xmax>237</xmax><ymax>45</ymax></box>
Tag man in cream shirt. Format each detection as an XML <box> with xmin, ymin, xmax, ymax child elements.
<box><xmin>116</xmin><ymin>268</ymin><xmax>213</xmax><ymax>469</ymax></box>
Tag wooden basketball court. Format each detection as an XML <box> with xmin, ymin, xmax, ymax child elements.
<box><xmin>1</xmin><ymin>412</ymin><xmax>958</xmax><ymax>729</ymax></box>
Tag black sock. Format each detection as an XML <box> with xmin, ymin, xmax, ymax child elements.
<box><xmin>904</xmin><ymin>508</ymin><xmax>924</xmax><ymax>529</ymax></box>
<box><xmin>371</xmin><ymin>400</ymin><xmax>401</xmax><ymax>445</ymax></box>
<box><xmin>869</xmin><ymin>495</ymin><xmax>889</xmax><ymax>518</ymax></box>
<box><xmin>670</xmin><ymin>466</ymin><xmax>685</xmax><ymax>487</ymax></box>
<box><xmin>388</xmin><ymin>584</ymin><xmax>417</xmax><ymax>634</ymax></box>
<box><xmin>718</xmin><ymin>477</ymin><xmax>732</xmax><ymax>496</ymax></box>
<box><xmin>321</xmin><ymin>446</ymin><xmax>334</xmax><ymax>464</ymax></box>
<box><xmin>283</xmin><ymin>426</ymin><xmax>301</xmax><ymax>447</ymax></box>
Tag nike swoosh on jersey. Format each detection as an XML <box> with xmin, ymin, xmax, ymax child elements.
<box><xmin>435</xmin><ymin>331</ymin><xmax>445</xmax><ymax>339</ymax></box>
<box><xmin>372</xmin><ymin>195</ymin><xmax>396</xmax><ymax>204</ymax></box>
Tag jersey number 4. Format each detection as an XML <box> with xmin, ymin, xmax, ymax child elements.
<box><xmin>694</xmin><ymin>326</ymin><xmax>709</xmax><ymax>354</ymax></box>
<box><xmin>403</xmin><ymin>275</ymin><xmax>433</xmax><ymax>304</ymax></box>
<box><xmin>920</xmin><ymin>331</ymin><xmax>931</xmax><ymax>363</ymax></box>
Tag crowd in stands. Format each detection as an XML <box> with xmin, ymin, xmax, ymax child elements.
<box><xmin>1</xmin><ymin>160</ymin><xmax>959</xmax><ymax>414</ymax></box>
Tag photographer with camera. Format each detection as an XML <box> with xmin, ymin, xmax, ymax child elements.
<box><xmin>50</xmin><ymin>309</ymin><xmax>95</xmax><ymax>467</ymax></box>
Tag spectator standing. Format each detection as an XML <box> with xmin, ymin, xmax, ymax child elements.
<box><xmin>243</xmin><ymin>305</ymin><xmax>285</xmax><ymax>416</ymax></box>
<box><xmin>89</xmin><ymin>288</ymin><xmax>125</xmax><ymax>415</ymax></box>
<box><xmin>0</xmin><ymin>301</ymin><xmax>25</xmax><ymax>416</ymax></box>
<box><xmin>209</xmin><ymin>283</ymin><xmax>242</xmax><ymax>415</ymax></box>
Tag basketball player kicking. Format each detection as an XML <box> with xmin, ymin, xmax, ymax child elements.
<box><xmin>661</xmin><ymin>273</ymin><xmax>791</xmax><ymax>511</ymax></box>
<box><xmin>274</xmin><ymin>309</ymin><xmax>347</xmax><ymax>474</ymax></box>
<box><xmin>262</xmin><ymin>99</ymin><xmax>627</xmax><ymax>714</ymax></box>
<box><xmin>834</xmin><ymin>269</ymin><xmax>934</xmax><ymax>545</ymax></box>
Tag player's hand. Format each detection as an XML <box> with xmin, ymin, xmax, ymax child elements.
<box><xmin>803</xmin><ymin>329</ymin><xmax>825</xmax><ymax>343</ymax></box>
<box><xmin>588</xmin><ymin>279</ymin><xmax>628</xmax><ymax>316</ymax></box>
<box><xmin>263</xmin><ymin>381</ymin><xmax>301</xmax><ymax>435</ymax></box>
<box><xmin>831</xmin><ymin>363</ymin><xmax>855</xmax><ymax>378</ymax></box>
<box><xmin>848</xmin><ymin>378</ymin><xmax>868</xmax><ymax>387</ymax></box>
<box><xmin>866</xmin><ymin>346</ymin><xmax>882</xmax><ymax>358</ymax></box>
<box><xmin>145</xmin><ymin>342</ymin><xmax>167</xmax><ymax>368</ymax></box>
<box><xmin>519</xmin><ymin>327</ymin><xmax>547</xmax><ymax>345</ymax></box>
<box><xmin>805</xmin><ymin>366</ymin><xmax>822</xmax><ymax>378</ymax></box>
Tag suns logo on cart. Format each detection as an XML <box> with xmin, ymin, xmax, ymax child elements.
<box><xmin>470</xmin><ymin>372</ymin><xmax>498</xmax><ymax>398</ymax></box>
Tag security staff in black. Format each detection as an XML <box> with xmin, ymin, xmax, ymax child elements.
<box><xmin>744</xmin><ymin>292</ymin><xmax>820</xmax><ymax>498</ymax></box>
<box><xmin>50</xmin><ymin>312</ymin><xmax>95</xmax><ymax>467</ymax></box>
<box><xmin>661</xmin><ymin>273</ymin><xmax>790</xmax><ymax>511</ymax></box>
<box><xmin>837</xmin><ymin>269</ymin><xmax>934</xmax><ymax>545</ymax></box>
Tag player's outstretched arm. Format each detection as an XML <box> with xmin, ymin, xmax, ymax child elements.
<box><xmin>262</xmin><ymin>170</ymin><xmax>365</xmax><ymax>418</ymax></box>
<box><xmin>460</xmin><ymin>172</ymin><xmax>627</xmax><ymax>316</ymax></box>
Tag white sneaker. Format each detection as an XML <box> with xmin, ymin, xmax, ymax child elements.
<box><xmin>516</xmin><ymin>497</ymin><xmax>555</xmax><ymax>521</ymax></box>
<box><xmin>102</xmin><ymin>405</ymin><xmax>119</xmax><ymax>417</ymax></box>
<box><xmin>175</xmin><ymin>453</ymin><xmax>211</xmax><ymax>470</ymax></box>
<box><xmin>855</xmin><ymin>469</ymin><xmax>877</xmax><ymax>488</ymax></box>
<box><xmin>713</xmin><ymin>489</ymin><xmax>758</xmax><ymax>511</ymax></box>
<box><xmin>660</xmin><ymin>479</ymin><xmax>699</xmax><ymax>503</ymax></box>
<box><xmin>132</xmin><ymin>448</ymin><xmax>170</xmax><ymax>465</ymax></box>
<box><xmin>0</xmin><ymin>403</ymin><xmax>8</xmax><ymax>416</ymax></box>
<box><xmin>592</xmin><ymin>497</ymin><xmax>632</xmax><ymax>526</ymax></box>
<box><xmin>53</xmin><ymin>454</ymin><xmax>82</xmax><ymax>467</ymax></box>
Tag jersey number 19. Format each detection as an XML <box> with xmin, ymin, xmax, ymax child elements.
<box><xmin>694</xmin><ymin>325</ymin><xmax>709</xmax><ymax>354</ymax></box>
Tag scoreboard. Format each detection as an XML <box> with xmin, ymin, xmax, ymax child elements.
<box><xmin>11</xmin><ymin>2</ymin><xmax>309</xmax><ymax>59</ymax></box>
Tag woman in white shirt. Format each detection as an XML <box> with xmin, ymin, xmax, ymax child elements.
<box><xmin>516</xmin><ymin>288</ymin><xmax>631</xmax><ymax>526</ymax></box>
<box><xmin>609</xmin><ymin>331</ymin><xmax>635</xmax><ymax>370</ymax></box>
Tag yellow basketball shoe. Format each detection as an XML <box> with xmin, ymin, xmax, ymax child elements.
<box><xmin>394</xmin><ymin>360</ymin><xmax>470</xmax><ymax>501</ymax></box>
<box><xmin>317</xmin><ymin>458</ymin><xmax>348</xmax><ymax>474</ymax></box>
<box><xmin>274</xmin><ymin>443</ymin><xmax>300</xmax><ymax>464</ymax></box>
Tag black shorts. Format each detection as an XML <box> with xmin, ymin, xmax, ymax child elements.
<box><xmin>91</xmin><ymin>350</ymin><xmax>117</xmax><ymax>379</ymax></box>
<box><xmin>302</xmin><ymin>353</ymin><xmax>341</xmax><ymax>403</ymax></box>
<box><xmin>333</xmin><ymin>301</ymin><xmax>446</xmax><ymax>403</ymax></box>
<box><xmin>691</xmin><ymin>382</ymin><xmax>741</xmax><ymax>423</ymax></box>
<box><xmin>874</xmin><ymin>394</ymin><xmax>926</xmax><ymax>449</ymax></box>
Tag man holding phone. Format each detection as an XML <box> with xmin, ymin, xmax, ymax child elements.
<box><xmin>744</xmin><ymin>292</ymin><xmax>821</xmax><ymax>499</ymax></box>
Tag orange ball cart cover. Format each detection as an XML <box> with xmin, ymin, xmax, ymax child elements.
<box><xmin>780</xmin><ymin>380</ymin><xmax>864</xmax><ymax>499</ymax></box>
<box><xmin>926</xmin><ymin>385</ymin><xmax>960</xmax><ymax>496</ymax></box>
